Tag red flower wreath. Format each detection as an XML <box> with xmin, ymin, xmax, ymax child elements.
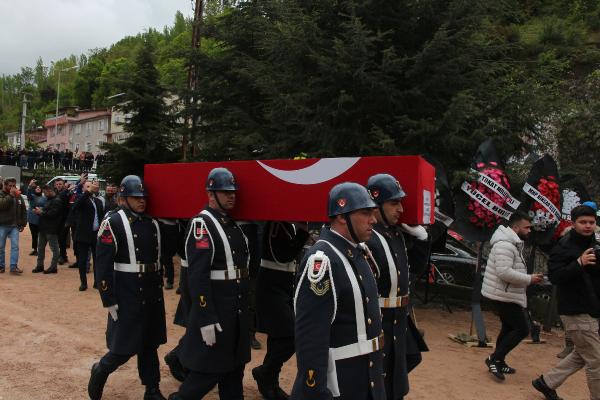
<box><xmin>467</xmin><ymin>162</ymin><xmax>511</xmax><ymax>229</ymax></box>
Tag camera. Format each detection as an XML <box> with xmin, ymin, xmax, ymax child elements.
<box><xmin>594</xmin><ymin>245</ymin><xmax>600</xmax><ymax>262</ymax></box>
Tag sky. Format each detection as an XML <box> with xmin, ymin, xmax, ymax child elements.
<box><xmin>0</xmin><ymin>0</ymin><xmax>192</xmax><ymax>75</ymax></box>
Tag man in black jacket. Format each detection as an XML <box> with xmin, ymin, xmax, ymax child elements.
<box><xmin>54</xmin><ymin>178</ymin><xmax>71</xmax><ymax>265</ymax></box>
<box><xmin>71</xmin><ymin>179</ymin><xmax>104</xmax><ymax>291</ymax></box>
<box><xmin>533</xmin><ymin>205</ymin><xmax>600</xmax><ymax>400</ymax></box>
<box><xmin>32</xmin><ymin>185</ymin><xmax>62</xmax><ymax>274</ymax></box>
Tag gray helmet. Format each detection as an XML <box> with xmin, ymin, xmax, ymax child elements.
<box><xmin>119</xmin><ymin>175</ymin><xmax>146</xmax><ymax>197</ymax></box>
<box><xmin>206</xmin><ymin>167</ymin><xmax>237</xmax><ymax>191</ymax></box>
<box><xmin>366</xmin><ymin>173</ymin><xmax>406</xmax><ymax>205</ymax></box>
<box><xmin>328</xmin><ymin>182</ymin><xmax>377</xmax><ymax>217</ymax></box>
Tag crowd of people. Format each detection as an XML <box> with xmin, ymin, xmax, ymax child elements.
<box><xmin>0</xmin><ymin>147</ymin><xmax>109</xmax><ymax>172</ymax></box>
<box><xmin>0</xmin><ymin>166</ymin><xmax>598</xmax><ymax>400</ymax></box>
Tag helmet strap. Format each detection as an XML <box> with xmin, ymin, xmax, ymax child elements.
<box><xmin>379</xmin><ymin>205</ymin><xmax>391</xmax><ymax>227</ymax></box>
<box><xmin>213</xmin><ymin>191</ymin><xmax>226</xmax><ymax>214</ymax></box>
<box><xmin>344</xmin><ymin>213</ymin><xmax>360</xmax><ymax>244</ymax></box>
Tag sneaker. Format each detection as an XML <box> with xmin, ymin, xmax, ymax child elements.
<box><xmin>485</xmin><ymin>357</ymin><xmax>505</xmax><ymax>380</ymax></box>
<box><xmin>10</xmin><ymin>267</ymin><xmax>23</xmax><ymax>274</ymax></box>
<box><xmin>532</xmin><ymin>376</ymin><xmax>563</xmax><ymax>400</ymax></box>
<box><xmin>498</xmin><ymin>360</ymin><xmax>516</xmax><ymax>374</ymax></box>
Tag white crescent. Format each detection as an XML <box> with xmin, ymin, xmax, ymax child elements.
<box><xmin>256</xmin><ymin>157</ymin><xmax>361</xmax><ymax>185</ymax></box>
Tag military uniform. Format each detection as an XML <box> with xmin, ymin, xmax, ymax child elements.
<box><xmin>92</xmin><ymin>207</ymin><xmax>167</xmax><ymax>393</ymax></box>
<box><xmin>254</xmin><ymin>221</ymin><xmax>309</xmax><ymax>398</ymax></box>
<box><xmin>291</xmin><ymin>227</ymin><xmax>385</xmax><ymax>400</ymax></box>
<box><xmin>176</xmin><ymin>206</ymin><xmax>251</xmax><ymax>399</ymax></box>
<box><xmin>367</xmin><ymin>222</ymin><xmax>429</xmax><ymax>399</ymax></box>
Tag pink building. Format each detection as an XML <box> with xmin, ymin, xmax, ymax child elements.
<box><xmin>44</xmin><ymin>109</ymin><xmax>111</xmax><ymax>153</ymax></box>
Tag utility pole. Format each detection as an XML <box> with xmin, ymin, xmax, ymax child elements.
<box><xmin>20</xmin><ymin>93</ymin><xmax>32</xmax><ymax>150</ymax></box>
<box><xmin>183</xmin><ymin>0</ymin><xmax>204</xmax><ymax>160</ymax></box>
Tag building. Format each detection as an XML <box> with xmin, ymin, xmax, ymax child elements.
<box><xmin>44</xmin><ymin>108</ymin><xmax>110</xmax><ymax>153</ymax></box>
<box><xmin>4</xmin><ymin>127</ymin><xmax>47</xmax><ymax>149</ymax></box>
<box><xmin>108</xmin><ymin>107</ymin><xmax>132</xmax><ymax>144</ymax></box>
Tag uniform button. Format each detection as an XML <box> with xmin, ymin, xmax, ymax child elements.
<box><xmin>136</xmin><ymin>248</ymin><xmax>139</xmax><ymax>251</ymax></box>
<box><xmin>367</xmin><ymin>318</ymin><xmax>372</xmax><ymax>325</ymax></box>
<box><xmin>134</xmin><ymin>234</ymin><xmax>138</xmax><ymax>238</ymax></box>
<box><xmin>359</xmin><ymin>275</ymin><xmax>363</xmax><ymax>280</ymax></box>
<box><xmin>366</xmin><ymin>297</ymin><xmax>369</xmax><ymax>303</ymax></box>
<box><xmin>238</xmin><ymin>309</ymin><xmax>242</xmax><ymax>314</ymax></box>
<box><xmin>370</xmin><ymin>381</ymin><xmax>374</xmax><ymax>388</ymax></box>
<box><xmin>369</xmin><ymin>361</ymin><xmax>373</xmax><ymax>368</ymax></box>
<box><xmin>228</xmin><ymin>235</ymin><xmax>231</xmax><ymax>239</ymax></box>
<box><xmin>383</xmin><ymin>352</ymin><xmax>386</xmax><ymax>357</ymax></box>
<box><xmin>139</xmin><ymin>288</ymin><xmax>143</xmax><ymax>291</ymax></box>
<box><xmin>397</xmin><ymin>271</ymin><xmax>400</xmax><ymax>275</ymax></box>
<box><xmin>394</xmin><ymin>336</ymin><xmax>397</xmax><ymax>341</ymax></box>
<box><xmin>394</xmin><ymin>319</ymin><xmax>397</xmax><ymax>325</ymax></box>
<box><xmin>236</xmin><ymin>279</ymin><xmax>240</xmax><ymax>284</ymax></box>
<box><xmin>238</xmin><ymin>295</ymin><xmax>242</xmax><ymax>299</ymax></box>
<box><xmin>397</xmin><ymin>288</ymin><xmax>400</xmax><ymax>294</ymax></box>
<box><xmin>232</xmin><ymin>250</ymin><xmax>236</xmax><ymax>255</ymax></box>
<box><xmin>138</xmin><ymin>273</ymin><xmax>142</xmax><ymax>278</ymax></box>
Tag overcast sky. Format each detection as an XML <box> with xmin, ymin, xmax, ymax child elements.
<box><xmin>0</xmin><ymin>0</ymin><xmax>192</xmax><ymax>75</ymax></box>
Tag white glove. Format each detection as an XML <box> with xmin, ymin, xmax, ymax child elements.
<box><xmin>400</xmin><ymin>224</ymin><xmax>428</xmax><ymax>241</ymax></box>
<box><xmin>200</xmin><ymin>323</ymin><xmax>223</xmax><ymax>346</ymax></box>
<box><xmin>107</xmin><ymin>304</ymin><xmax>119</xmax><ymax>322</ymax></box>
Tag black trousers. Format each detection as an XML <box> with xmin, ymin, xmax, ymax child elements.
<box><xmin>76</xmin><ymin>240</ymin><xmax>96</xmax><ymax>287</ymax></box>
<box><xmin>98</xmin><ymin>347</ymin><xmax>160</xmax><ymax>387</ymax></box>
<box><xmin>161</xmin><ymin>255</ymin><xmax>175</xmax><ymax>285</ymax></box>
<box><xmin>29</xmin><ymin>223</ymin><xmax>39</xmax><ymax>251</ymax></box>
<box><xmin>490</xmin><ymin>300</ymin><xmax>530</xmax><ymax>361</ymax></box>
<box><xmin>178</xmin><ymin>365</ymin><xmax>244</xmax><ymax>400</ymax></box>
<box><xmin>58</xmin><ymin>224</ymin><xmax>68</xmax><ymax>260</ymax></box>
<box><xmin>262</xmin><ymin>336</ymin><xmax>295</xmax><ymax>376</ymax></box>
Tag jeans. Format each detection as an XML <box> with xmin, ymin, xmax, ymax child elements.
<box><xmin>36</xmin><ymin>232</ymin><xmax>59</xmax><ymax>270</ymax></box>
<box><xmin>0</xmin><ymin>225</ymin><xmax>19</xmax><ymax>269</ymax></box>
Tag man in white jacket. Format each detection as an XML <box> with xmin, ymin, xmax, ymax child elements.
<box><xmin>481</xmin><ymin>211</ymin><xmax>543</xmax><ymax>380</ymax></box>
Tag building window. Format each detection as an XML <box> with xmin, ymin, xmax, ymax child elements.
<box><xmin>86</xmin><ymin>122</ymin><xmax>91</xmax><ymax>136</ymax></box>
<box><xmin>58</xmin><ymin>125</ymin><xmax>63</xmax><ymax>135</ymax></box>
<box><xmin>98</xmin><ymin>120</ymin><xmax>104</xmax><ymax>131</ymax></box>
<box><xmin>75</xmin><ymin>124</ymin><xmax>81</xmax><ymax>135</ymax></box>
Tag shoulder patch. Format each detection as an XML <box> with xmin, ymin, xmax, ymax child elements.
<box><xmin>310</xmin><ymin>278</ymin><xmax>330</xmax><ymax>296</ymax></box>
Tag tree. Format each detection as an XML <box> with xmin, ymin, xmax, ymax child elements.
<box><xmin>98</xmin><ymin>38</ymin><xmax>178</xmax><ymax>183</ymax></box>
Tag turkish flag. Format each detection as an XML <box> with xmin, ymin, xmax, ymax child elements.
<box><xmin>144</xmin><ymin>156</ymin><xmax>435</xmax><ymax>224</ymax></box>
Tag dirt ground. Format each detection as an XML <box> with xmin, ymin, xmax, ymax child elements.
<box><xmin>0</xmin><ymin>230</ymin><xmax>589</xmax><ymax>400</ymax></box>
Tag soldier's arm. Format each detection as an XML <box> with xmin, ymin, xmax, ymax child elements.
<box><xmin>294</xmin><ymin>269</ymin><xmax>335</xmax><ymax>400</ymax></box>
<box><xmin>186</xmin><ymin>220</ymin><xmax>219</xmax><ymax>327</ymax></box>
<box><xmin>96</xmin><ymin>220</ymin><xmax>117</xmax><ymax>307</ymax></box>
<box><xmin>406</xmin><ymin>234</ymin><xmax>430</xmax><ymax>276</ymax></box>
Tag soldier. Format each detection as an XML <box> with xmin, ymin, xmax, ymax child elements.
<box><xmin>291</xmin><ymin>182</ymin><xmax>385</xmax><ymax>400</ymax></box>
<box><xmin>365</xmin><ymin>173</ymin><xmax>429</xmax><ymax>400</ymax></box>
<box><xmin>87</xmin><ymin>175</ymin><xmax>167</xmax><ymax>400</ymax></box>
<box><xmin>168</xmin><ymin>167</ymin><xmax>251</xmax><ymax>400</ymax></box>
<box><xmin>164</xmin><ymin>219</ymin><xmax>191</xmax><ymax>383</ymax></box>
<box><xmin>253</xmin><ymin>221</ymin><xmax>310</xmax><ymax>399</ymax></box>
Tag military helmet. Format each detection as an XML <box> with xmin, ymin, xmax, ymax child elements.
<box><xmin>206</xmin><ymin>167</ymin><xmax>237</xmax><ymax>191</ymax></box>
<box><xmin>328</xmin><ymin>182</ymin><xmax>377</xmax><ymax>217</ymax></box>
<box><xmin>119</xmin><ymin>175</ymin><xmax>146</xmax><ymax>197</ymax></box>
<box><xmin>366</xmin><ymin>173</ymin><xmax>406</xmax><ymax>205</ymax></box>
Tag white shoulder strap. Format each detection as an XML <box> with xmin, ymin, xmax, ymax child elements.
<box><xmin>118</xmin><ymin>210</ymin><xmax>137</xmax><ymax>265</ymax></box>
<box><xmin>200</xmin><ymin>210</ymin><xmax>235</xmax><ymax>273</ymax></box>
<box><xmin>294</xmin><ymin>249</ymin><xmax>338</xmax><ymax>323</ymax></box>
<box><xmin>373</xmin><ymin>229</ymin><xmax>398</xmax><ymax>299</ymax></box>
<box><xmin>319</xmin><ymin>240</ymin><xmax>367</xmax><ymax>342</ymax></box>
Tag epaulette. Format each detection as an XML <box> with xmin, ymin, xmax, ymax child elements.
<box><xmin>191</xmin><ymin>216</ymin><xmax>210</xmax><ymax>240</ymax></box>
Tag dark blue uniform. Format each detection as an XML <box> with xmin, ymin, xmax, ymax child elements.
<box><xmin>367</xmin><ymin>223</ymin><xmax>429</xmax><ymax>400</ymax></box>
<box><xmin>94</xmin><ymin>208</ymin><xmax>167</xmax><ymax>387</ymax></box>
<box><xmin>291</xmin><ymin>228</ymin><xmax>385</xmax><ymax>400</ymax></box>
<box><xmin>176</xmin><ymin>206</ymin><xmax>251</xmax><ymax>399</ymax></box>
<box><xmin>254</xmin><ymin>222</ymin><xmax>309</xmax><ymax>393</ymax></box>
<box><xmin>172</xmin><ymin>219</ymin><xmax>191</xmax><ymax>327</ymax></box>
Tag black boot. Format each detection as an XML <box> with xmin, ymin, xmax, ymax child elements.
<box><xmin>88</xmin><ymin>362</ymin><xmax>109</xmax><ymax>400</ymax></box>
<box><xmin>532</xmin><ymin>376</ymin><xmax>563</xmax><ymax>400</ymax></box>
<box><xmin>144</xmin><ymin>386</ymin><xmax>166</xmax><ymax>400</ymax></box>
<box><xmin>32</xmin><ymin>266</ymin><xmax>44</xmax><ymax>273</ymax></box>
<box><xmin>252</xmin><ymin>366</ymin><xmax>288</xmax><ymax>400</ymax></box>
<box><xmin>43</xmin><ymin>267</ymin><xmax>58</xmax><ymax>274</ymax></box>
<box><xmin>168</xmin><ymin>394</ymin><xmax>184</xmax><ymax>400</ymax></box>
<box><xmin>164</xmin><ymin>350</ymin><xmax>188</xmax><ymax>382</ymax></box>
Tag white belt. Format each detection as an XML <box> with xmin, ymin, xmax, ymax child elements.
<box><xmin>114</xmin><ymin>262</ymin><xmax>161</xmax><ymax>273</ymax></box>
<box><xmin>210</xmin><ymin>268</ymin><xmax>248</xmax><ymax>280</ymax></box>
<box><xmin>330</xmin><ymin>335</ymin><xmax>384</xmax><ymax>361</ymax></box>
<box><xmin>260</xmin><ymin>258</ymin><xmax>296</xmax><ymax>273</ymax></box>
<box><xmin>180</xmin><ymin>259</ymin><xmax>188</xmax><ymax>268</ymax></box>
<box><xmin>379</xmin><ymin>295</ymin><xmax>410</xmax><ymax>308</ymax></box>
